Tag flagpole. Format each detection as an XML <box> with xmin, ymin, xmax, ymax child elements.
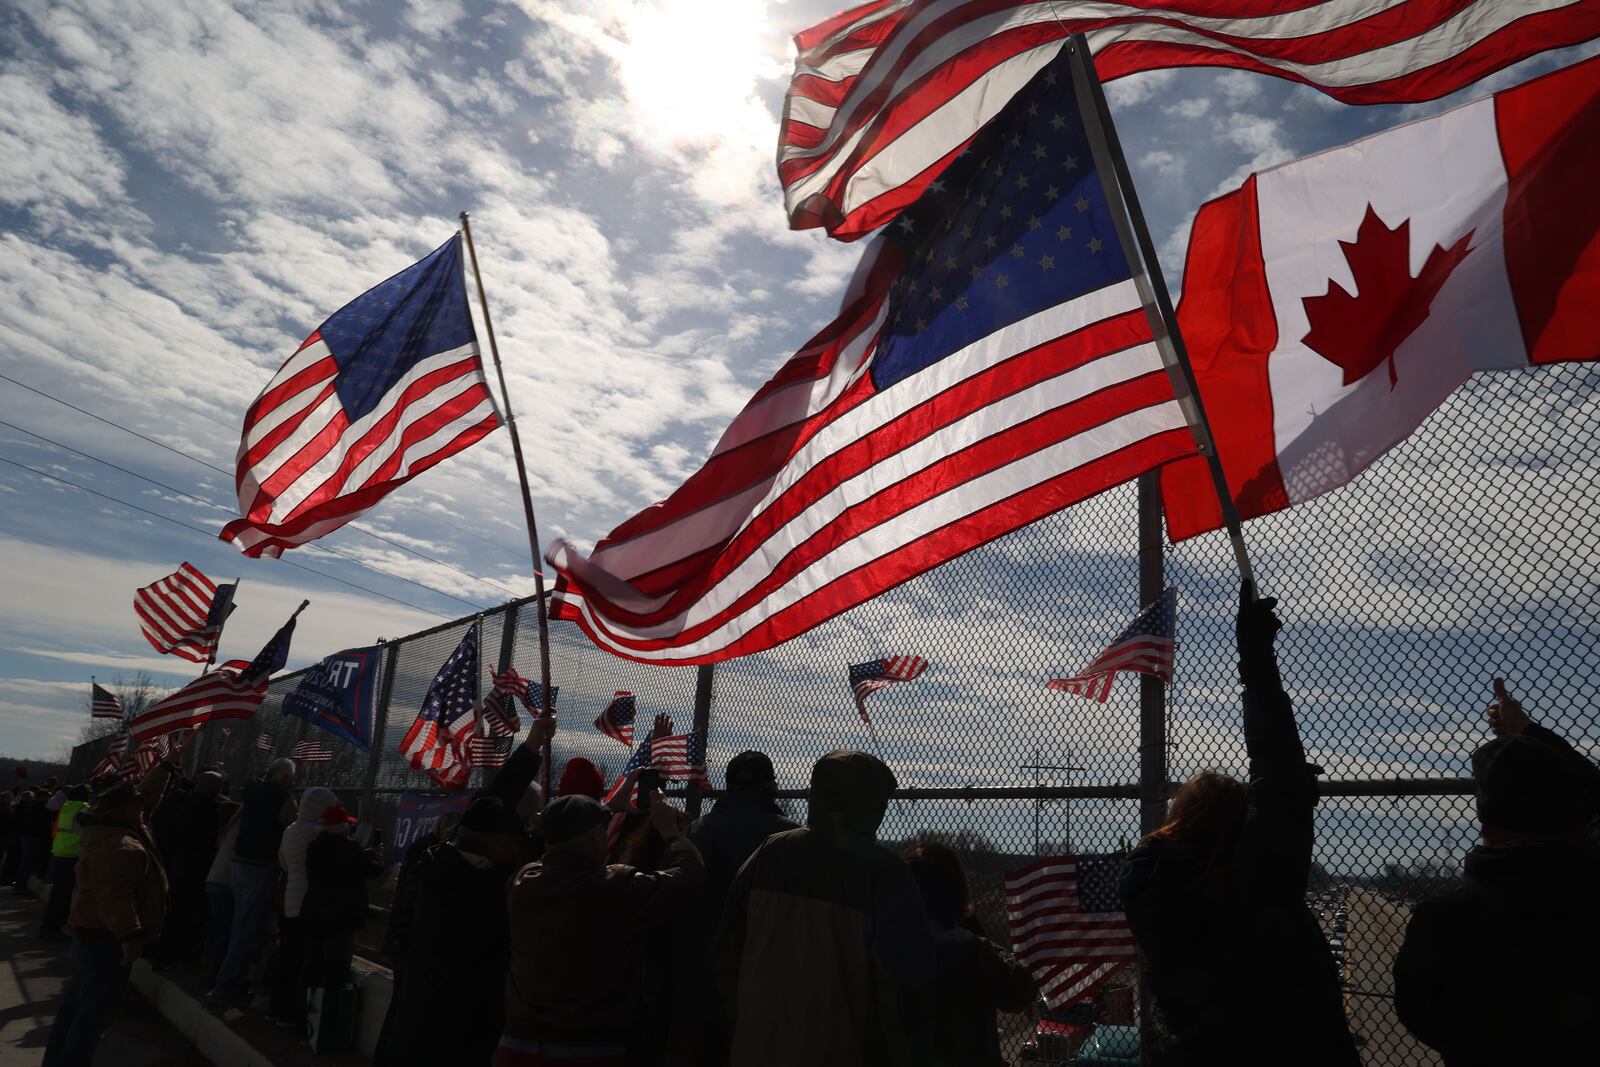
<box><xmin>459</xmin><ymin>212</ymin><xmax>556</xmax><ymax>798</ymax></box>
<box><xmin>1065</xmin><ymin>35</ymin><xmax>1257</xmax><ymax>595</ymax></box>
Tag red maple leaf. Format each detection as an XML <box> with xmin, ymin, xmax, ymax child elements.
<box><xmin>1300</xmin><ymin>205</ymin><xmax>1474</xmax><ymax>389</ymax></box>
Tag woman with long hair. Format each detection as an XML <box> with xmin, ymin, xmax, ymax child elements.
<box><xmin>1119</xmin><ymin>587</ymin><xmax>1357</xmax><ymax>1066</ymax></box>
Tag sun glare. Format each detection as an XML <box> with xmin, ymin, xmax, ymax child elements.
<box><xmin>613</xmin><ymin>0</ymin><xmax>782</xmax><ymax>150</ymax></box>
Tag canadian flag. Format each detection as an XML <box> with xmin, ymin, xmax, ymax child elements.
<box><xmin>1161</xmin><ymin>55</ymin><xmax>1600</xmax><ymax>541</ymax></box>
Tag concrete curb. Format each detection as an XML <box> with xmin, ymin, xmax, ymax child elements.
<box><xmin>129</xmin><ymin>961</ymin><xmax>276</xmax><ymax>1067</ymax></box>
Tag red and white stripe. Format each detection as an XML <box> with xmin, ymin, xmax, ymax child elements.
<box><xmin>781</xmin><ymin>0</ymin><xmax>1600</xmax><ymax>239</ymax></box>
<box><xmin>128</xmin><ymin>659</ymin><xmax>269</xmax><ymax>742</ymax></box>
<box><xmin>1161</xmin><ymin>52</ymin><xmax>1600</xmax><ymax>539</ymax></box>
<box><xmin>464</xmin><ymin>735</ymin><xmax>509</xmax><ymax>769</ymax></box>
<box><xmin>650</xmin><ymin>735</ymin><xmax>709</xmax><ymax>786</ymax></box>
<box><xmin>255</xmin><ymin>732</ymin><xmax>274</xmax><ymax>754</ymax></box>
<box><xmin>1005</xmin><ymin>856</ymin><xmax>1135</xmax><ymax>1009</ymax></box>
<box><xmin>221</xmin><ymin>331</ymin><xmax>499</xmax><ymax>558</ymax></box>
<box><xmin>92</xmin><ymin>734</ymin><xmax>129</xmax><ymax>781</ymax></box>
<box><xmin>401</xmin><ymin>718</ymin><xmax>473</xmax><ymax>790</ymax></box>
<box><xmin>133</xmin><ymin>563</ymin><xmax>225</xmax><ymax>662</ymax></box>
<box><xmin>548</xmin><ymin>250</ymin><xmax>1191</xmax><ymax>663</ymax></box>
<box><xmin>290</xmin><ymin>739</ymin><xmax>334</xmax><ymax>763</ymax></box>
<box><xmin>1048</xmin><ymin>637</ymin><xmax>1174</xmax><ymax>702</ymax></box>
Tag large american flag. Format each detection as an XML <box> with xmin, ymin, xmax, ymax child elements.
<box><xmin>290</xmin><ymin>739</ymin><xmax>334</xmax><ymax>763</ymax></box>
<box><xmin>90</xmin><ymin>683</ymin><xmax>124</xmax><ymax>720</ymax></box>
<box><xmin>548</xmin><ymin>49</ymin><xmax>1195</xmax><ymax>663</ymax></box>
<box><xmin>400</xmin><ymin>623</ymin><xmax>481</xmax><ymax>789</ymax></box>
<box><xmin>848</xmin><ymin>655</ymin><xmax>928</xmax><ymax>725</ymax></box>
<box><xmin>779</xmin><ymin>0</ymin><xmax>1600</xmax><ymax>239</ymax></box>
<box><xmin>593</xmin><ymin>691</ymin><xmax>636</xmax><ymax>747</ymax></box>
<box><xmin>134</xmin><ymin>563</ymin><xmax>237</xmax><ymax>663</ymax></box>
<box><xmin>1005</xmin><ymin>854</ymin><xmax>1136</xmax><ymax>1009</ymax></box>
<box><xmin>220</xmin><ymin>235</ymin><xmax>500</xmax><ymax>558</ymax></box>
<box><xmin>1048</xmin><ymin>587</ymin><xmax>1175</xmax><ymax>702</ymax></box>
<box><xmin>128</xmin><ymin>618</ymin><xmax>296</xmax><ymax>742</ymax></box>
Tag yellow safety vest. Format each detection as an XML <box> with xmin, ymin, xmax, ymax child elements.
<box><xmin>52</xmin><ymin>800</ymin><xmax>86</xmax><ymax>859</ymax></box>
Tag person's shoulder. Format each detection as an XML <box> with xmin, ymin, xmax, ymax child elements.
<box><xmin>1119</xmin><ymin>841</ymin><xmax>1165</xmax><ymax>898</ymax></box>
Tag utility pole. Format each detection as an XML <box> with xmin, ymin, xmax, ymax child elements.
<box><xmin>1019</xmin><ymin>746</ymin><xmax>1089</xmax><ymax>855</ymax></box>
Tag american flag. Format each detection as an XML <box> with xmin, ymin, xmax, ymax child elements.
<box><xmin>400</xmin><ymin>623</ymin><xmax>480</xmax><ymax>789</ymax></box>
<box><xmin>290</xmin><ymin>739</ymin><xmax>334</xmax><ymax>763</ymax></box>
<box><xmin>549</xmin><ymin>48</ymin><xmax>1196</xmax><ymax>663</ymax></box>
<box><xmin>778</xmin><ymin>1</ymin><xmax>1600</xmax><ymax>239</ymax></box>
<box><xmin>1005</xmin><ymin>854</ymin><xmax>1135</xmax><ymax>1009</ymax></box>
<box><xmin>463</xmin><ymin>734</ymin><xmax>510</xmax><ymax>769</ymax></box>
<box><xmin>604</xmin><ymin>730</ymin><xmax>710</xmax><ymax>804</ymax></box>
<box><xmin>848</xmin><ymin>655</ymin><xmax>928</xmax><ymax>725</ymax></box>
<box><xmin>255</xmin><ymin>732</ymin><xmax>274</xmax><ymax>754</ymax></box>
<box><xmin>133</xmin><ymin>563</ymin><xmax>237</xmax><ymax>663</ymax></box>
<box><xmin>132</xmin><ymin>740</ymin><xmax>164</xmax><ymax>775</ymax></box>
<box><xmin>481</xmin><ymin>669</ymin><xmax>557</xmax><ymax>738</ymax></box>
<box><xmin>129</xmin><ymin>617</ymin><xmax>296</xmax><ymax>742</ymax></box>
<box><xmin>220</xmin><ymin>235</ymin><xmax>500</xmax><ymax>558</ymax></box>
<box><xmin>593</xmin><ymin>691</ymin><xmax>636</xmax><ymax>747</ymax></box>
<box><xmin>92</xmin><ymin>733</ymin><xmax>129</xmax><ymax>781</ymax></box>
<box><xmin>91</xmin><ymin>683</ymin><xmax>124</xmax><ymax>720</ymax></box>
<box><xmin>1048</xmin><ymin>587</ymin><xmax>1175</xmax><ymax>702</ymax></box>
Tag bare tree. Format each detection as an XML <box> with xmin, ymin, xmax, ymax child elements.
<box><xmin>76</xmin><ymin>671</ymin><xmax>167</xmax><ymax>744</ymax></box>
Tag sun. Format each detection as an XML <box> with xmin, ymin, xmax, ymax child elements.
<box><xmin>611</xmin><ymin>0</ymin><xmax>783</xmax><ymax>150</ymax></box>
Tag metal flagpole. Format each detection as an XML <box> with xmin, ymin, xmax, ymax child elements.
<box><xmin>459</xmin><ymin>212</ymin><xmax>556</xmax><ymax>798</ymax></box>
<box><xmin>1064</xmin><ymin>35</ymin><xmax>1257</xmax><ymax>595</ymax></box>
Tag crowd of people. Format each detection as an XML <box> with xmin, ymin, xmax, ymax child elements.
<box><xmin>6</xmin><ymin>585</ymin><xmax>1598</xmax><ymax>1067</ymax></box>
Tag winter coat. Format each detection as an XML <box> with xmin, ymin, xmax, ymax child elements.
<box><xmin>1521</xmin><ymin>720</ymin><xmax>1600</xmax><ymax>839</ymax></box>
<box><xmin>503</xmin><ymin>837</ymin><xmax>704</xmax><ymax>1047</ymax></box>
<box><xmin>278</xmin><ymin>787</ymin><xmax>337</xmax><ymax>918</ymax></box>
<box><xmin>688</xmin><ymin>791</ymin><xmax>799</xmax><ymax>917</ymax></box>
<box><xmin>164</xmin><ymin>791</ymin><xmax>231</xmax><ymax>895</ymax></box>
<box><xmin>234</xmin><ymin>778</ymin><xmax>294</xmax><ymax>867</ymax></box>
<box><xmin>715</xmin><ymin>825</ymin><xmax>936</xmax><ymax>1067</ymax></box>
<box><xmin>1394</xmin><ymin>837</ymin><xmax>1600</xmax><ymax>1065</ymax></box>
<box><xmin>69</xmin><ymin>766</ymin><xmax>170</xmax><ymax>943</ymax></box>
<box><xmin>301</xmin><ymin>830</ymin><xmax>382</xmax><ymax>935</ymax></box>
<box><xmin>207</xmin><ymin>815</ymin><xmax>241</xmax><ymax>888</ymax></box>
<box><xmin>925</xmin><ymin>924</ymin><xmax>1036</xmax><ymax>1067</ymax></box>
<box><xmin>1119</xmin><ymin>635</ymin><xmax>1358</xmax><ymax>1067</ymax></box>
<box><xmin>386</xmin><ymin>842</ymin><xmax>520</xmax><ymax>1067</ymax></box>
<box><xmin>20</xmin><ymin>797</ymin><xmax>51</xmax><ymax>841</ymax></box>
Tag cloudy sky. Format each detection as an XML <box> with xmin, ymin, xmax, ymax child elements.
<box><xmin>2</xmin><ymin>0</ymin><xmax>1595</xmax><ymax>772</ymax></box>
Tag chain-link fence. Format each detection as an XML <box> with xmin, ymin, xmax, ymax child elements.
<box><xmin>66</xmin><ymin>360</ymin><xmax>1600</xmax><ymax>1064</ymax></box>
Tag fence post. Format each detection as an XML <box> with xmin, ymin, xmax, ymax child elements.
<box><xmin>360</xmin><ymin>639</ymin><xmax>399</xmax><ymax>820</ymax></box>
<box><xmin>1136</xmin><ymin>472</ymin><xmax>1167</xmax><ymax>1062</ymax></box>
<box><xmin>686</xmin><ymin>663</ymin><xmax>716</xmax><ymax>820</ymax></box>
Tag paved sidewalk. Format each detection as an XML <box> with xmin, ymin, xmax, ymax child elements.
<box><xmin>0</xmin><ymin>889</ymin><xmax>207</xmax><ymax>1067</ymax></box>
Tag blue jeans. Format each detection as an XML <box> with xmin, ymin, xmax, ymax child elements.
<box><xmin>42</xmin><ymin>936</ymin><xmax>130</xmax><ymax>1067</ymax></box>
<box><xmin>212</xmin><ymin>861</ymin><xmax>278</xmax><ymax>996</ymax></box>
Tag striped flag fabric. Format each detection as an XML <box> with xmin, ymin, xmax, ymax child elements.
<box><xmin>1048</xmin><ymin>587</ymin><xmax>1175</xmax><ymax>702</ymax></box>
<box><xmin>1005</xmin><ymin>854</ymin><xmax>1136</xmax><ymax>1009</ymax></box>
<box><xmin>548</xmin><ymin>49</ymin><xmax>1196</xmax><ymax>664</ymax></box>
<box><xmin>400</xmin><ymin>624</ymin><xmax>481</xmax><ymax>789</ymax></box>
<box><xmin>128</xmin><ymin>617</ymin><xmax>296</xmax><ymax>742</ymax></box>
<box><xmin>255</xmin><ymin>732</ymin><xmax>275</xmax><ymax>754</ymax></box>
<box><xmin>220</xmin><ymin>235</ymin><xmax>500</xmax><ymax>558</ymax></box>
<box><xmin>848</xmin><ymin>656</ymin><xmax>928</xmax><ymax>725</ymax></box>
<box><xmin>91</xmin><ymin>733</ymin><xmax>129</xmax><ymax>782</ymax></box>
<box><xmin>603</xmin><ymin>730</ymin><xmax>710</xmax><ymax>804</ymax></box>
<box><xmin>464</xmin><ymin>734</ymin><xmax>510</xmax><ymax>769</ymax></box>
<box><xmin>90</xmin><ymin>683</ymin><xmax>124</xmax><ymax>720</ymax></box>
<box><xmin>779</xmin><ymin>0</ymin><xmax>1600</xmax><ymax>239</ymax></box>
<box><xmin>133</xmin><ymin>563</ymin><xmax>237</xmax><ymax>662</ymax></box>
<box><xmin>290</xmin><ymin>739</ymin><xmax>334</xmax><ymax>763</ymax></box>
<box><xmin>593</xmin><ymin>691</ymin><xmax>636</xmax><ymax>747</ymax></box>
<box><xmin>132</xmin><ymin>740</ymin><xmax>163</xmax><ymax>776</ymax></box>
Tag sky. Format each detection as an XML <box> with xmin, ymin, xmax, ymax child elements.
<box><xmin>2</xmin><ymin>0</ymin><xmax>1597</xmax><ymax>865</ymax></box>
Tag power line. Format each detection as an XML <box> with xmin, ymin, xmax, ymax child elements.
<box><xmin>0</xmin><ymin>416</ymin><xmax>500</xmax><ymax>612</ymax></box>
<box><xmin>0</xmin><ymin>367</ymin><xmax>524</xmax><ymax>597</ymax></box>
<box><xmin>0</xmin><ymin>454</ymin><xmax>452</xmax><ymax>619</ymax></box>
<box><xmin>0</xmin><ymin>247</ymin><xmax>529</xmax><ymax>562</ymax></box>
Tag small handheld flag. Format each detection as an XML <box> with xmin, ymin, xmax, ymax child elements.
<box><xmin>129</xmin><ymin>609</ymin><xmax>300</xmax><ymax>742</ymax></box>
<box><xmin>594</xmin><ymin>691</ymin><xmax>636</xmax><ymax>747</ymax></box>
<box><xmin>1048</xmin><ymin>588</ymin><xmax>1176</xmax><ymax>703</ymax></box>
<box><xmin>400</xmin><ymin>623</ymin><xmax>481</xmax><ymax>789</ymax></box>
<box><xmin>290</xmin><ymin>739</ymin><xmax>334</xmax><ymax>763</ymax></box>
<box><xmin>1005</xmin><ymin>855</ymin><xmax>1135</xmax><ymax>1009</ymax></box>
<box><xmin>848</xmin><ymin>656</ymin><xmax>928</xmax><ymax>726</ymax></box>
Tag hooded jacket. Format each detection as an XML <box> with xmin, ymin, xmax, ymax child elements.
<box><xmin>503</xmin><ymin>837</ymin><xmax>704</xmax><ymax>1047</ymax></box>
<box><xmin>278</xmin><ymin>786</ymin><xmax>337</xmax><ymax>918</ymax></box>
<box><xmin>1395</xmin><ymin>837</ymin><xmax>1600</xmax><ymax>1065</ymax></box>
<box><xmin>70</xmin><ymin>766</ymin><xmax>171</xmax><ymax>943</ymax></box>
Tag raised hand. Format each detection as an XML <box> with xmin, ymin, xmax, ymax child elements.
<box><xmin>651</xmin><ymin>712</ymin><xmax>673</xmax><ymax>742</ymax></box>
<box><xmin>1236</xmin><ymin>582</ymin><xmax>1283</xmax><ymax>652</ymax></box>
<box><xmin>1487</xmin><ymin>678</ymin><xmax>1530</xmax><ymax>737</ymax></box>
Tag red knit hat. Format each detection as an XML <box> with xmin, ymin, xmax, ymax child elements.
<box><xmin>558</xmin><ymin>757</ymin><xmax>604</xmax><ymax>800</ymax></box>
<box><xmin>319</xmin><ymin>803</ymin><xmax>356</xmax><ymax>827</ymax></box>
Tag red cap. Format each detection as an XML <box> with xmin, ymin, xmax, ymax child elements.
<box><xmin>558</xmin><ymin>757</ymin><xmax>605</xmax><ymax>800</ymax></box>
<box><xmin>319</xmin><ymin>803</ymin><xmax>356</xmax><ymax>827</ymax></box>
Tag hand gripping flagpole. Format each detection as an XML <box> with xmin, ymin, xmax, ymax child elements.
<box><xmin>460</xmin><ymin>212</ymin><xmax>556</xmax><ymax>798</ymax></box>
<box><xmin>1064</xmin><ymin>35</ymin><xmax>1258</xmax><ymax>597</ymax></box>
